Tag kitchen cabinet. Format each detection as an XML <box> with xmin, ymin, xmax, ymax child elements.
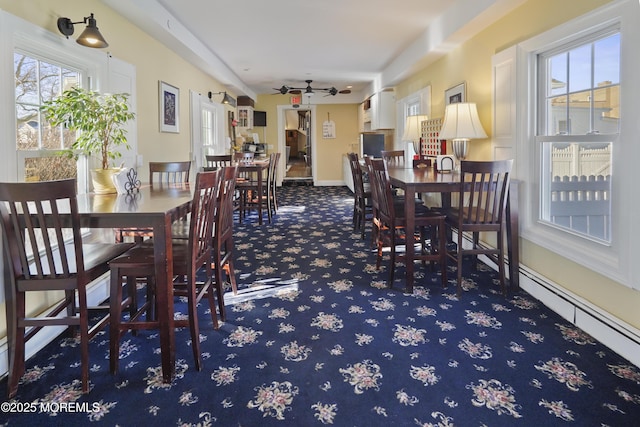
<box><xmin>237</xmin><ymin>96</ymin><xmax>254</xmax><ymax>133</ymax></box>
<box><xmin>360</xmin><ymin>90</ymin><xmax>395</xmax><ymax>131</ymax></box>
<box><xmin>237</xmin><ymin>106</ymin><xmax>253</xmax><ymax>130</ymax></box>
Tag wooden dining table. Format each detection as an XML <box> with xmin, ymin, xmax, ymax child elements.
<box><xmin>76</xmin><ymin>184</ymin><xmax>193</xmax><ymax>384</ymax></box>
<box><xmin>386</xmin><ymin>166</ymin><xmax>520</xmax><ymax>294</ymax></box>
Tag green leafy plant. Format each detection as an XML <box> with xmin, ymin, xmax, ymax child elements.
<box><xmin>40</xmin><ymin>87</ymin><xmax>135</xmax><ymax>170</ymax></box>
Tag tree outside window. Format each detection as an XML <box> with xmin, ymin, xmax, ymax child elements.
<box><xmin>14</xmin><ymin>52</ymin><xmax>80</xmax><ymax>181</ymax></box>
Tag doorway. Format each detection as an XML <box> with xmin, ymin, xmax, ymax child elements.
<box><xmin>277</xmin><ymin>105</ymin><xmax>316</xmax><ymax>185</ymax></box>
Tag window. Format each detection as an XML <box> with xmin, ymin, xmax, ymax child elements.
<box><xmin>511</xmin><ymin>0</ymin><xmax>640</xmax><ymax>289</ymax></box>
<box><xmin>536</xmin><ymin>31</ymin><xmax>619</xmax><ymax>243</ymax></box>
<box><xmin>396</xmin><ymin>86</ymin><xmax>431</xmax><ymax>149</ymax></box>
<box><xmin>14</xmin><ymin>52</ymin><xmax>81</xmax><ymax>182</ymax></box>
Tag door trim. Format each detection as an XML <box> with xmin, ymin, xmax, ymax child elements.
<box><xmin>277</xmin><ymin>104</ymin><xmax>316</xmax><ymax>185</ymax></box>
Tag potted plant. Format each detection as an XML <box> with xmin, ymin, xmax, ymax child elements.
<box><xmin>40</xmin><ymin>87</ymin><xmax>136</xmax><ymax>194</ymax></box>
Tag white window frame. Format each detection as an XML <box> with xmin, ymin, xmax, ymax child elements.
<box><xmin>396</xmin><ymin>86</ymin><xmax>431</xmax><ymax>150</ymax></box>
<box><xmin>514</xmin><ymin>0</ymin><xmax>640</xmax><ymax>289</ymax></box>
<box><xmin>536</xmin><ymin>28</ymin><xmax>618</xmax><ymax>244</ymax></box>
<box><xmin>189</xmin><ymin>90</ymin><xmax>225</xmax><ymax>173</ymax></box>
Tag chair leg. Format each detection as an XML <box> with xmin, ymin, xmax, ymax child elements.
<box><xmin>437</xmin><ymin>220</ymin><xmax>448</xmax><ymax>287</ymax></box>
<box><xmin>109</xmin><ymin>269</ymin><xmax>124</xmax><ymax>374</ymax></box>
<box><xmin>185</xmin><ymin>277</ymin><xmax>203</xmax><ymax>371</ymax></box>
<box><xmin>203</xmin><ymin>272</ymin><xmax>219</xmax><ymax>331</ymax></box>
<box><xmin>388</xmin><ymin>231</ymin><xmax>396</xmax><ymax>286</ymax></box>
<box><xmin>456</xmin><ymin>231</ymin><xmax>464</xmax><ymax>297</ymax></box>
<box><xmin>472</xmin><ymin>232</ymin><xmax>480</xmax><ymax>271</ymax></box>
<box><xmin>497</xmin><ymin>230</ymin><xmax>507</xmax><ymax>296</ymax></box>
<box><xmin>77</xmin><ymin>290</ymin><xmax>90</xmax><ymax>394</ymax></box>
<box><xmin>213</xmin><ymin>261</ymin><xmax>227</xmax><ymax>322</ymax></box>
<box><xmin>6</xmin><ymin>294</ymin><xmax>25</xmax><ymax>399</ymax></box>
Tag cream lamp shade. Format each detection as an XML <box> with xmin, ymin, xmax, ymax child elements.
<box><xmin>438</xmin><ymin>103</ymin><xmax>487</xmax><ymax>163</ymax></box>
<box><xmin>402</xmin><ymin>115</ymin><xmax>429</xmax><ymax>157</ymax></box>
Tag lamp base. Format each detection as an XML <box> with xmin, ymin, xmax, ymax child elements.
<box><xmin>452</xmin><ymin>138</ymin><xmax>469</xmax><ymax>170</ymax></box>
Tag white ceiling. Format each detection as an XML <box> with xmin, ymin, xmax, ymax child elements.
<box><xmin>103</xmin><ymin>0</ymin><xmax>526</xmax><ymax>101</ymax></box>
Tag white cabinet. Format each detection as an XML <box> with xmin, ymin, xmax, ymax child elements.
<box><xmin>361</xmin><ymin>90</ymin><xmax>395</xmax><ymax>131</ymax></box>
<box><xmin>370</xmin><ymin>90</ymin><xmax>395</xmax><ymax>130</ymax></box>
<box><xmin>237</xmin><ymin>105</ymin><xmax>253</xmax><ymax>131</ymax></box>
<box><xmin>237</xmin><ymin>96</ymin><xmax>254</xmax><ymax>134</ymax></box>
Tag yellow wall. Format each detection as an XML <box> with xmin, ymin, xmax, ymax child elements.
<box><xmin>395</xmin><ymin>0</ymin><xmax>640</xmax><ymax>330</ymax></box>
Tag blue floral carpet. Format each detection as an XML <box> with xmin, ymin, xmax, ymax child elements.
<box><xmin>1</xmin><ymin>185</ymin><xmax>640</xmax><ymax>426</ymax></box>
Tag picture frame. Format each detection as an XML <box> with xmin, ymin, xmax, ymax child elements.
<box><xmin>445</xmin><ymin>82</ymin><xmax>466</xmax><ymax>105</ymax></box>
<box><xmin>159</xmin><ymin>81</ymin><xmax>179</xmax><ymax>133</ymax></box>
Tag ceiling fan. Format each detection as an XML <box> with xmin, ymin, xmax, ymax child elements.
<box><xmin>274</xmin><ymin>80</ymin><xmax>351</xmax><ymax>96</ymax></box>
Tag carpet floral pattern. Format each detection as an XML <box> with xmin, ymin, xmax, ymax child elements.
<box><xmin>1</xmin><ymin>186</ymin><xmax>640</xmax><ymax>426</ymax></box>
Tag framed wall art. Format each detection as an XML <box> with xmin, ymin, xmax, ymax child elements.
<box><xmin>445</xmin><ymin>82</ymin><xmax>466</xmax><ymax>105</ymax></box>
<box><xmin>159</xmin><ymin>81</ymin><xmax>179</xmax><ymax>133</ymax></box>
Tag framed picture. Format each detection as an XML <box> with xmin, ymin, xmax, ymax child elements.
<box><xmin>445</xmin><ymin>82</ymin><xmax>466</xmax><ymax>105</ymax></box>
<box><xmin>159</xmin><ymin>81</ymin><xmax>179</xmax><ymax>133</ymax></box>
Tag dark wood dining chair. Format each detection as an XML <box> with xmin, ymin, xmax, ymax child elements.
<box><xmin>108</xmin><ymin>171</ymin><xmax>220</xmax><ymax>373</ymax></box>
<box><xmin>212</xmin><ymin>165</ymin><xmax>239</xmax><ymax>321</ymax></box>
<box><xmin>266</xmin><ymin>152</ymin><xmax>281</xmax><ymax>218</ymax></box>
<box><xmin>445</xmin><ymin>159</ymin><xmax>513</xmax><ymax>297</ymax></box>
<box><xmin>205</xmin><ymin>154</ymin><xmax>232</xmax><ymax>170</ymax></box>
<box><xmin>244</xmin><ymin>152</ymin><xmax>280</xmax><ymax>223</ymax></box>
<box><xmin>381</xmin><ymin>150</ymin><xmax>406</xmax><ymax>167</ymax></box>
<box><xmin>116</xmin><ymin>161</ymin><xmax>192</xmax><ymax>243</ymax></box>
<box><xmin>365</xmin><ymin>157</ymin><xmax>448</xmax><ymax>289</ymax></box>
<box><xmin>347</xmin><ymin>152</ymin><xmax>373</xmax><ymax>239</ymax></box>
<box><xmin>233</xmin><ymin>152</ymin><xmax>254</xmax><ymax>164</ymax></box>
<box><xmin>149</xmin><ymin>161</ymin><xmax>191</xmax><ymax>185</ymax></box>
<box><xmin>0</xmin><ymin>179</ymin><xmax>134</xmax><ymax>398</ymax></box>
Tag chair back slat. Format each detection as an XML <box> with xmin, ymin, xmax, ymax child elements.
<box><xmin>366</xmin><ymin>157</ymin><xmax>395</xmax><ymax>225</ymax></box>
<box><xmin>0</xmin><ymin>179</ymin><xmax>83</xmax><ymax>284</ymax></box>
<box><xmin>233</xmin><ymin>152</ymin><xmax>254</xmax><ymax>164</ymax></box>
<box><xmin>458</xmin><ymin>160</ymin><xmax>512</xmax><ymax>229</ymax></box>
<box><xmin>149</xmin><ymin>161</ymin><xmax>191</xmax><ymax>185</ymax></box>
<box><xmin>347</xmin><ymin>153</ymin><xmax>366</xmax><ymax>199</ymax></box>
<box><xmin>188</xmin><ymin>171</ymin><xmax>219</xmax><ymax>269</ymax></box>
<box><xmin>205</xmin><ymin>155</ymin><xmax>233</xmax><ymax>170</ymax></box>
<box><xmin>216</xmin><ymin>165</ymin><xmax>239</xmax><ymax>244</ymax></box>
<box><xmin>381</xmin><ymin>150</ymin><xmax>405</xmax><ymax>168</ymax></box>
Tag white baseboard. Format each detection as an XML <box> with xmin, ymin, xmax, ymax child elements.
<box><xmin>518</xmin><ymin>265</ymin><xmax>640</xmax><ymax>367</ymax></box>
<box><xmin>0</xmin><ymin>273</ymin><xmax>110</xmax><ymax>379</ymax></box>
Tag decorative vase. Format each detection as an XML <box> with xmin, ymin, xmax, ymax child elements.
<box><xmin>91</xmin><ymin>168</ymin><xmax>122</xmax><ymax>194</ymax></box>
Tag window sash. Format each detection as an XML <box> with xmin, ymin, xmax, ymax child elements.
<box><xmin>536</xmin><ymin>29</ymin><xmax>619</xmax><ymax>244</ymax></box>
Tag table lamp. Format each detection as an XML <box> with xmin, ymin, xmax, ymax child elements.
<box><xmin>402</xmin><ymin>115</ymin><xmax>429</xmax><ymax>160</ymax></box>
<box><xmin>438</xmin><ymin>103</ymin><xmax>487</xmax><ymax>167</ymax></box>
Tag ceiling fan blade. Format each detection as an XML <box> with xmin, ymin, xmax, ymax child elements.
<box><xmin>289</xmin><ymin>89</ymin><xmax>302</xmax><ymax>95</ymax></box>
<box><xmin>339</xmin><ymin>89</ymin><xmax>352</xmax><ymax>94</ymax></box>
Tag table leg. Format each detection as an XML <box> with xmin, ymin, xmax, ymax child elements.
<box><xmin>506</xmin><ymin>181</ymin><xmax>520</xmax><ymax>290</ymax></box>
<box><xmin>404</xmin><ymin>187</ymin><xmax>416</xmax><ymax>293</ymax></box>
<box><xmin>257</xmin><ymin>171</ymin><xmax>263</xmax><ymax>225</ymax></box>
<box><xmin>153</xmin><ymin>215</ymin><xmax>175</xmax><ymax>383</ymax></box>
